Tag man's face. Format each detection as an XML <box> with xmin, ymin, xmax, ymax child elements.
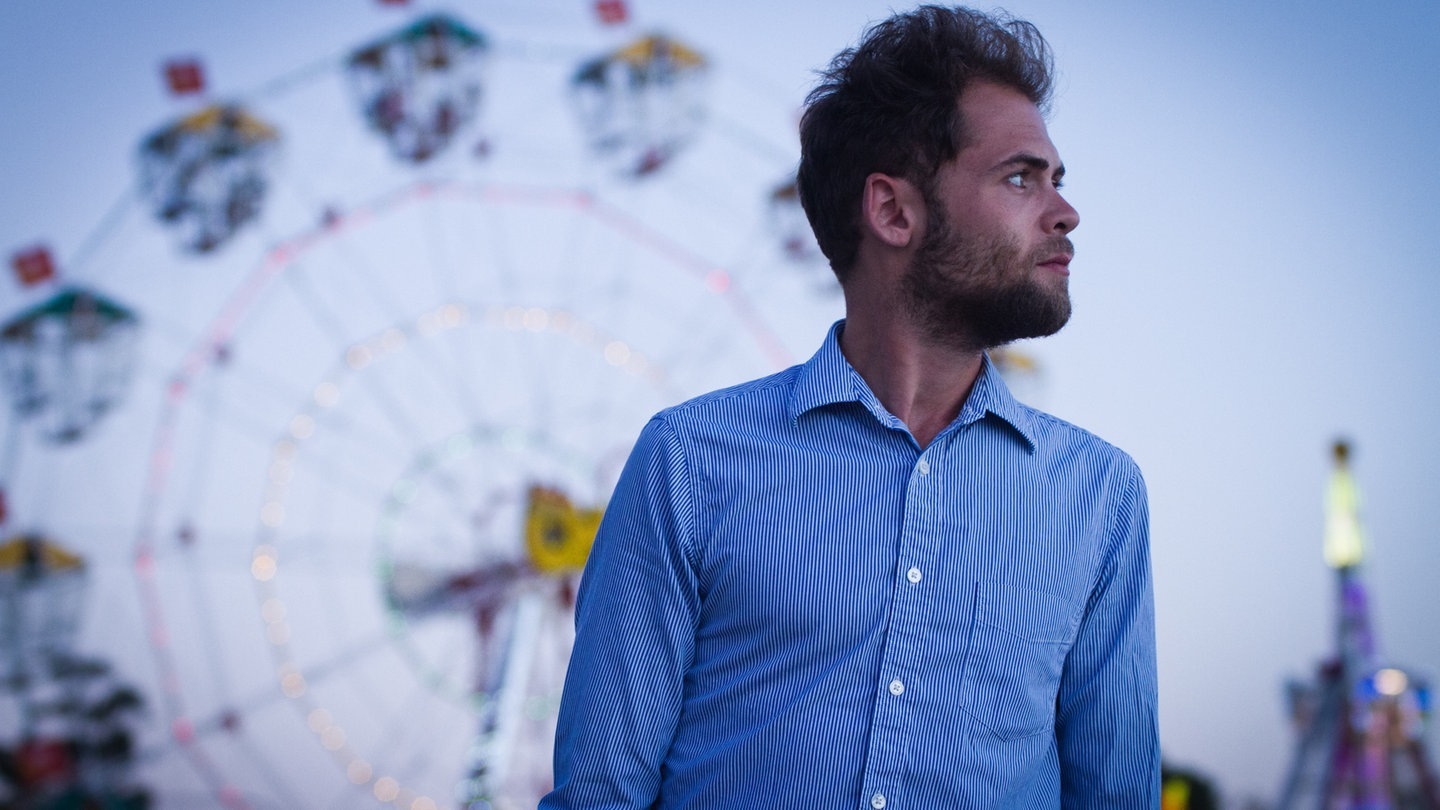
<box><xmin>901</xmin><ymin>80</ymin><xmax>1079</xmax><ymax>351</ymax></box>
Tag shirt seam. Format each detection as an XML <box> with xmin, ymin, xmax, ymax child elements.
<box><xmin>663</xmin><ymin>368</ymin><xmax>800</xmax><ymax>422</ymax></box>
<box><xmin>651</xmin><ymin>412</ymin><xmax>704</xmax><ymax>574</ymax></box>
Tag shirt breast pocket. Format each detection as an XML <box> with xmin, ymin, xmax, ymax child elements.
<box><xmin>959</xmin><ymin>580</ymin><xmax>1078</xmax><ymax>741</ymax></box>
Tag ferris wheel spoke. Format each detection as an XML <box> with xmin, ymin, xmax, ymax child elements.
<box><xmin>547</xmin><ymin>191</ymin><xmax>613</xmax><ymax>324</ymax></box>
<box><xmin>290</xmin><ymin>398</ymin><xmax>413</xmax><ymax>474</ymax></box>
<box><xmin>348</xmin><ymin>369</ymin><xmax>446</xmax><ymax>454</ymax></box>
<box><xmin>157</xmin><ymin>528</ymin><xmax>374</xmax><ymax>569</ymax></box>
<box><xmin>704</xmin><ymin>107</ymin><xmax>796</xmax><ymax>169</ymax></box>
<box><xmin>290</xmin><ymin>427</ymin><xmax>421</xmax><ymax>498</ymax></box>
<box><xmin>381</xmin><ymin>324</ymin><xmax>493</xmax><ymax>436</ymax></box>
<box><xmin>287</xmin><ymin>459</ymin><xmax>398</xmax><ymax>517</ymax></box>
<box><xmin>721</xmin><ymin>220</ymin><xmax>785</xmax><ymax>284</ymax></box>
<box><xmin>0</xmin><ymin>411</ymin><xmax>22</xmax><ymax>497</ymax></box>
<box><xmin>257</xmin><ymin>533</ymin><xmax>379</xmax><ymax>572</ymax></box>
<box><xmin>280</xmin><ymin>257</ymin><xmax>499</xmax><ymax>447</ymax></box>
<box><xmin>330</xmin><ymin>658</ymin><xmax>468</xmax><ymax>809</ymax></box>
<box><xmin>179</xmin><ymin>550</ymin><xmax>246</xmax><ymax>708</ymax></box>
<box><xmin>182</xmin><ymin>348</ymin><xmax>337</xmax><ymax>442</ymax></box>
<box><xmin>278</xmin><ymin>251</ymin><xmax>399</xmax><ymax>349</ymax></box>
<box><xmin>168</xmin><ymin>397</ymin><xmax>405</xmax><ymax>528</ymax></box>
<box><xmin>222</xmin><ymin>730</ymin><xmax>311</xmax><ymax>810</ymax></box>
<box><xmin>272</xmin><ymin>191</ymin><xmax>455</xmax><ymax>333</ymax></box>
<box><xmin>322</xmin><ymin>781</ymin><xmax>370</xmax><ymax>810</ymax></box>
<box><xmin>400</xmin><ymin>204</ymin><xmax>495</xmax><ymax>412</ymax></box>
<box><xmin>248</xmin><ymin>50</ymin><xmax>347</xmax><ymax>106</ymax></box>
<box><xmin>172</xmin><ymin>379</ymin><xmax>228</xmax><ymax>528</ymax></box>
<box><xmin>651</xmin><ymin>291</ymin><xmax>761</xmax><ymax>380</ymax></box>
<box><xmin>578</xmin><ymin>193</ymin><xmax>647</xmax><ymax>334</ymax></box>
<box><xmin>61</xmin><ymin>182</ymin><xmax>145</xmax><ymax>285</ymax></box>
<box><xmin>419</xmin><ymin>184</ymin><xmax>466</xmax><ymax>307</ymax></box>
<box><xmin>152</xmin><ymin>704</ymin><xmax>311</xmax><ymax>810</ymax></box>
<box><xmin>264</xmin><ymin>282</ymin><xmax>432</xmax><ymax>455</ymax></box>
<box><xmin>471</xmin><ymin>202</ymin><xmax>546</xmax><ymax>398</ymax></box>
<box><xmin>411</xmin><ymin>467</ymin><xmax>500</xmax><ymax>540</ymax></box>
<box><xmin>429</xmin><ymin>324</ymin><xmax>494</xmax><ymax>430</ymax></box>
<box><xmin>285</xmin><ymin>626</ymin><xmax>396</xmax><ymax>692</ymax></box>
<box><xmin>303</xmin><ymin>236</ymin><xmax>418</xmax><ymax>327</ymax></box>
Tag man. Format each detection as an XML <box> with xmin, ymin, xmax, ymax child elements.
<box><xmin>542</xmin><ymin>5</ymin><xmax>1159</xmax><ymax>808</ymax></box>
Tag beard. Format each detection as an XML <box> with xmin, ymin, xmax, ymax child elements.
<box><xmin>900</xmin><ymin>205</ymin><xmax>1073</xmax><ymax>352</ymax></box>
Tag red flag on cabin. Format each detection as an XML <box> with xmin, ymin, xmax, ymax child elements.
<box><xmin>16</xmin><ymin>739</ymin><xmax>74</xmax><ymax>789</ymax></box>
<box><xmin>595</xmin><ymin>0</ymin><xmax>628</xmax><ymax>25</ymax></box>
<box><xmin>11</xmin><ymin>245</ymin><xmax>56</xmax><ymax>287</ymax></box>
<box><xmin>164</xmin><ymin>59</ymin><xmax>206</xmax><ymax>95</ymax></box>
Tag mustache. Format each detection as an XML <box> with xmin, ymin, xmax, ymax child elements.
<box><xmin>1031</xmin><ymin>236</ymin><xmax>1074</xmax><ymax>261</ymax></box>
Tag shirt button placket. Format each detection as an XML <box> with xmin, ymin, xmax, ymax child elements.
<box><xmin>864</xmin><ymin>458</ymin><xmax>921</xmax><ymax>807</ymax></box>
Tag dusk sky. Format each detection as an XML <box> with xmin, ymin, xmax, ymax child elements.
<box><xmin>2</xmin><ymin>1</ymin><xmax>1437</xmax><ymax>806</ymax></box>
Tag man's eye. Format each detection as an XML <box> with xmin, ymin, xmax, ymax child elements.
<box><xmin>1006</xmin><ymin>173</ymin><xmax>1027</xmax><ymax>188</ymax></box>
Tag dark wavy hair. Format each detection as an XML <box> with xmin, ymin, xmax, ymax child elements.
<box><xmin>797</xmin><ymin>5</ymin><xmax>1055</xmax><ymax>281</ymax></box>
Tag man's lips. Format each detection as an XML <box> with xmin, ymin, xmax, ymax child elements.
<box><xmin>1038</xmin><ymin>254</ymin><xmax>1072</xmax><ymax>276</ymax></box>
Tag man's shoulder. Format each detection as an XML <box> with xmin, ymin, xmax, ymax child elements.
<box><xmin>653</xmin><ymin>364</ymin><xmax>803</xmax><ymax>432</ymax></box>
<box><xmin>1018</xmin><ymin>402</ymin><xmax>1143</xmax><ymax>480</ymax></box>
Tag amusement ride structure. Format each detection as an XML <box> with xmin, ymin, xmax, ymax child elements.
<box><xmin>2</xmin><ymin>1</ymin><xmax>837</xmax><ymax>807</ymax></box>
<box><xmin>1277</xmin><ymin>441</ymin><xmax>1440</xmax><ymax>810</ymax></box>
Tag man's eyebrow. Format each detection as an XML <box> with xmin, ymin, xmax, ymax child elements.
<box><xmin>993</xmin><ymin>153</ymin><xmax>1065</xmax><ymax>178</ymax></box>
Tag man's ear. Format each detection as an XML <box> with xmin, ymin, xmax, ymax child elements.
<box><xmin>861</xmin><ymin>172</ymin><xmax>923</xmax><ymax>249</ymax></box>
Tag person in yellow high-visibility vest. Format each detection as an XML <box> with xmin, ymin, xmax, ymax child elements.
<box><xmin>1323</xmin><ymin>440</ymin><xmax>1365</xmax><ymax>570</ymax></box>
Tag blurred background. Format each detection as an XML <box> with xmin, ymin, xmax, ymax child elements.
<box><xmin>1</xmin><ymin>0</ymin><xmax>1437</xmax><ymax>808</ymax></box>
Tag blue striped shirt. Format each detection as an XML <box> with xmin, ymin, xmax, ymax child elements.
<box><xmin>543</xmin><ymin>322</ymin><xmax>1159</xmax><ymax>809</ymax></box>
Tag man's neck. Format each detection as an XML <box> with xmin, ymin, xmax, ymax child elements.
<box><xmin>838</xmin><ymin>307</ymin><xmax>985</xmax><ymax>450</ymax></box>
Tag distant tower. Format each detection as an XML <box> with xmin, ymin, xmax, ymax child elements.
<box><xmin>1277</xmin><ymin>440</ymin><xmax>1440</xmax><ymax>810</ymax></box>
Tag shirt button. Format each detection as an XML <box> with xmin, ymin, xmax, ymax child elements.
<box><xmin>870</xmin><ymin>793</ymin><xmax>887</xmax><ymax>809</ymax></box>
<box><xmin>888</xmin><ymin>679</ymin><xmax>905</xmax><ymax>696</ymax></box>
<box><xmin>917</xmin><ymin>459</ymin><xmax>930</xmax><ymax>475</ymax></box>
<box><xmin>906</xmin><ymin>567</ymin><xmax>922</xmax><ymax>584</ymax></box>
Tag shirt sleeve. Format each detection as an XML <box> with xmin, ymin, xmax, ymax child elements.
<box><xmin>1055</xmin><ymin>458</ymin><xmax>1160</xmax><ymax>808</ymax></box>
<box><xmin>540</xmin><ymin>415</ymin><xmax>701</xmax><ymax>809</ymax></box>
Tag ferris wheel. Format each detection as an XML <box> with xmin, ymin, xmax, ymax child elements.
<box><xmin>0</xmin><ymin>2</ymin><xmax>838</xmax><ymax>808</ymax></box>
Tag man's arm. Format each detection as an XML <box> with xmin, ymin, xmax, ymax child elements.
<box><xmin>540</xmin><ymin>416</ymin><xmax>701</xmax><ymax>809</ymax></box>
<box><xmin>1055</xmin><ymin>460</ymin><xmax>1160</xmax><ymax>807</ymax></box>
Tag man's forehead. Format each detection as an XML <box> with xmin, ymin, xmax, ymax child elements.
<box><xmin>957</xmin><ymin>81</ymin><xmax>1060</xmax><ymax>162</ymax></box>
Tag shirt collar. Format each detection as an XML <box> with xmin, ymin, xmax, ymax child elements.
<box><xmin>788</xmin><ymin>320</ymin><xmax>1038</xmax><ymax>453</ymax></box>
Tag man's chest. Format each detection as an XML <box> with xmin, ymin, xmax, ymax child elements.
<box><xmin>692</xmin><ymin>447</ymin><xmax>1102</xmax><ymax>633</ymax></box>
<box><xmin>683</xmin><ymin>451</ymin><xmax>1104</xmax><ymax>749</ymax></box>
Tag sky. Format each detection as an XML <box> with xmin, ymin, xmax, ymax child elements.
<box><xmin>1</xmin><ymin>0</ymin><xmax>1438</xmax><ymax>807</ymax></box>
